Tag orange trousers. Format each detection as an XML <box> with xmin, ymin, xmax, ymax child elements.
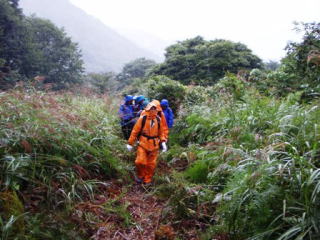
<box><xmin>135</xmin><ymin>146</ymin><xmax>159</xmax><ymax>183</ymax></box>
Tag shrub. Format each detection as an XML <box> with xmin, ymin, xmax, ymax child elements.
<box><xmin>146</xmin><ymin>75</ymin><xmax>186</xmax><ymax>114</ymax></box>
<box><xmin>184</xmin><ymin>85</ymin><xmax>209</xmax><ymax>106</ymax></box>
<box><xmin>214</xmin><ymin>73</ymin><xmax>246</xmax><ymax>101</ymax></box>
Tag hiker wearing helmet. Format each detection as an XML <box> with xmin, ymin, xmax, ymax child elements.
<box><xmin>160</xmin><ymin>99</ymin><xmax>174</xmax><ymax>129</ymax></box>
<box><xmin>118</xmin><ymin>95</ymin><xmax>135</xmax><ymax>140</ymax></box>
<box><xmin>127</xmin><ymin>102</ymin><xmax>167</xmax><ymax>185</ymax></box>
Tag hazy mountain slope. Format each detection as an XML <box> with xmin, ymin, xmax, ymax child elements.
<box><xmin>116</xmin><ymin>27</ymin><xmax>170</xmax><ymax>62</ymax></box>
<box><xmin>20</xmin><ymin>0</ymin><xmax>161</xmax><ymax>72</ymax></box>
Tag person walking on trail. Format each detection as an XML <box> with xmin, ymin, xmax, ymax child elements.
<box><xmin>118</xmin><ymin>95</ymin><xmax>135</xmax><ymax>140</ymax></box>
<box><xmin>126</xmin><ymin>102</ymin><xmax>167</xmax><ymax>185</ymax></box>
<box><xmin>160</xmin><ymin>99</ymin><xmax>174</xmax><ymax>129</ymax></box>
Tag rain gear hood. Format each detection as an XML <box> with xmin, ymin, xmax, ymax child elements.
<box><xmin>160</xmin><ymin>99</ymin><xmax>174</xmax><ymax>128</ymax></box>
<box><xmin>140</xmin><ymin>100</ymin><xmax>169</xmax><ymax>141</ymax></box>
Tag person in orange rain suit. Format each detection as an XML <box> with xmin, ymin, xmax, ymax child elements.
<box><xmin>126</xmin><ymin>102</ymin><xmax>167</xmax><ymax>184</ymax></box>
<box><xmin>140</xmin><ymin>100</ymin><xmax>169</xmax><ymax>142</ymax></box>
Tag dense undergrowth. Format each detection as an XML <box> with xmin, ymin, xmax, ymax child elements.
<box><xmin>1</xmin><ymin>13</ymin><xmax>319</xmax><ymax>239</ymax></box>
<box><xmin>158</xmin><ymin>85</ymin><xmax>320</xmax><ymax>239</ymax></box>
<box><xmin>0</xmin><ymin>90</ymin><xmax>132</xmax><ymax>239</ymax></box>
<box><xmin>1</xmin><ymin>83</ymin><xmax>320</xmax><ymax>240</ymax></box>
<box><xmin>1</xmin><ymin>82</ymin><xmax>320</xmax><ymax>240</ymax></box>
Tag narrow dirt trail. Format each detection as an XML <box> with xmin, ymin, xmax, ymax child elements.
<box><xmin>70</xmin><ymin>159</ymin><xmax>173</xmax><ymax>240</ymax></box>
<box><xmin>69</xmin><ymin>157</ymin><xmax>208</xmax><ymax>239</ymax></box>
<box><xmin>86</xmin><ymin>183</ymin><xmax>169</xmax><ymax>240</ymax></box>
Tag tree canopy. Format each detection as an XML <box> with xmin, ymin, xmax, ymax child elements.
<box><xmin>151</xmin><ymin>36</ymin><xmax>262</xmax><ymax>86</ymax></box>
<box><xmin>281</xmin><ymin>22</ymin><xmax>320</xmax><ymax>89</ymax></box>
<box><xmin>0</xmin><ymin>0</ymin><xmax>26</xmax><ymax>70</ymax></box>
<box><xmin>117</xmin><ymin>57</ymin><xmax>156</xmax><ymax>88</ymax></box>
<box><xmin>23</xmin><ymin>16</ymin><xmax>84</xmax><ymax>89</ymax></box>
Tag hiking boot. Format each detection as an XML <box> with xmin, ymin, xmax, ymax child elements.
<box><xmin>134</xmin><ymin>176</ymin><xmax>143</xmax><ymax>184</ymax></box>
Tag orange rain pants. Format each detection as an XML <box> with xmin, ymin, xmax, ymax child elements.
<box><xmin>135</xmin><ymin>146</ymin><xmax>158</xmax><ymax>183</ymax></box>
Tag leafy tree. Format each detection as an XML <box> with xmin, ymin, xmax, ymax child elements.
<box><xmin>0</xmin><ymin>0</ymin><xmax>32</xmax><ymax>89</ymax></box>
<box><xmin>8</xmin><ymin>0</ymin><xmax>20</xmax><ymax>11</ymax></box>
<box><xmin>281</xmin><ymin>22</ymin><xmax>320</xmax><ymax>90</ymax></box>
<box><xmin>146</xmin><ymin>75</ymin><xmax>186</xmax><ymax>114</ymax></box>
<box><xmin>0</xmin><ymin>0</ymin><xmax>28</xmax><ymax>70</ymax></box>
<box><xmin>117</xmin><ymin>57</ymin><xmax>156</xmax><ymax>88</ymax></box>
<box><xmin>0</xmin><ymin>1</ymin><xmax>84</xmax><ymax>90</ymax></box>
<box><xmin>85</xmin><ymin>72</ymin><xmax>116</xmax><ymax>94</ymax></box>
<box><xmin>22</xmin><ymin>16</ymin><xmax>84</xmax><ymax>90</ymax></box>
<box><xmin>151</xmin><ymin>36</ymin><xmax>262</xmax><ymax>86</ymax></box>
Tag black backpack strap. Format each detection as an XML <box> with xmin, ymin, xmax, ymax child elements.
<box><xmin>137</xmin><ymin>115</ymin><xmax>147</xmax><ymax>139</ymax></box>
<box><xmin>138</xmin><ymin>115</ymin><xmax>162</xmax><ymax>146</ymax></box>
<box><xmin>156</xmin><ymin>116</ymin><xmax>160</xmax><ymax>130</ymax></box>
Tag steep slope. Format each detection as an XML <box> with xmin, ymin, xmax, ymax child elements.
<box><xmin>20</xmin><ymin>0</ymin><xmax>161</xmax><ymax>73</ymax></box>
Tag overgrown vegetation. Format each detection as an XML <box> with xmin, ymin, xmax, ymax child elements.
<box><xmin>0</xmin><ymin>89</ymin><xmax>133</xmax><ymax>239</ymax></box>
<box><xmin>166</xmin><ymin>88</ymin><xmax>320</xmax><ymax>239</ymax></box>
<box><xmin>1</xmin><ymin>2</ymin><xmax>320</xmax><ymax>238</ymax></box>
<box><xmin>152</xmin><ymin>22</ymin><xmax>320</xmax><ymax>240</ymax></box>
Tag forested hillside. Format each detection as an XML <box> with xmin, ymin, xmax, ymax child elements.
<box><xmin>1</xmin><ymin>0</ymin><xmax>320</xmax><ymax>239</ymax></box>
<box><xmin>19</xmin><ymin>0</ymin><xmax>161</xmax><ymax>72</ymax></box>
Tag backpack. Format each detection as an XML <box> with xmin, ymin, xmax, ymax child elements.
<box><xmin>138</xmin><ymin>115</ymin><xmax>161</xmax><ymax>141</ymax></box>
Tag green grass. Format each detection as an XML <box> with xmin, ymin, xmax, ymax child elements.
<box><xmin>0</xmin><ymin>90</ymin><xmax>131</xmax><ymax>239</ymax></box>
<box><xmin>2</xmin><ymin>84</ymin><xmax>320</xmax><ymax>239</ymax></box>
<box><xmin>166</xmin><ymin>87</ymin><xmax>320</xmax><ymax>239</ymax></box>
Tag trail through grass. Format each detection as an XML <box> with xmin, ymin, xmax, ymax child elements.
<box><xmin>2</xmin><ymin>88</ymin><xmax>320</xmax><ymax>240</ymax></box>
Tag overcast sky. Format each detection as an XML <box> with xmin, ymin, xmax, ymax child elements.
<box><xmin>70</xmin><ymin>0</ymin><xmax>320</xmax><ymax>61</ymax></box>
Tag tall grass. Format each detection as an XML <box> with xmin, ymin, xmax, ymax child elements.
<box><xmin>167</xmin><ymin>88</ymin><xmax>320</xmax><ymax>239</ymax></box>
<box><xmin>0</xmin><ymin>90</ymin><xmax>130</xmax><ymax>239</ymax></box>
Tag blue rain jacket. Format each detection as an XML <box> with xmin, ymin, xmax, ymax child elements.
<box><xmin>118</xmin><ymin>104</ymin><xmax>135</xmax><ymax>126</ymax></box>
<box><xmin>162</xmin><ymin>107</ymin><xmax>174</xmax><ymax>128</ymax></box>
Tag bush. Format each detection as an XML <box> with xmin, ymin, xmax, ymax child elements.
<box><xmin>265</xmin><ymin>69</ymin><xmax>298</xmax><ymax>96</ymax></box>
<box><xmin>184</xmin><ymin>85</ymin><xmax>209</xmax><ymax>106</ymax></box>
<box><xmin>214</xmin><ymin>73</ymin><xmax>247</xmax><ymax>101</ymax></box>
<box><xmin>146</xmin><ymin>75</ymin><xmax>186</xmax><ymax>114</ymax></box>
<box><xmin>249</xmin><ymin>68</ymin><xmax>268</xmax><ymax>83</ymax></box>
<box><xmin>84</xmin><ymin>72</ymin><xmax>117</xmax><ymax>94</ymax></box>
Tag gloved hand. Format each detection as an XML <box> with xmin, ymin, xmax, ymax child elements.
<box><xmin>161</xmin><ymin>142</ymin><xmax>167</xmax><ymax>152</ymax></box>
<box><xmin>126</xmin><ymin>144</ymin><xmax>133</xmax><ymax>152</ymax></box>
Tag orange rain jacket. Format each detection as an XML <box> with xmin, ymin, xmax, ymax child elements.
<box><xmin>140</xmin><ymin>100</ymin><xmax>169</xmax><ymax>141</ymax></box>
<box><xmin>128</xmin><ymin>110</ymin><xmax>166</xmax><ymax>151</ymax></box>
